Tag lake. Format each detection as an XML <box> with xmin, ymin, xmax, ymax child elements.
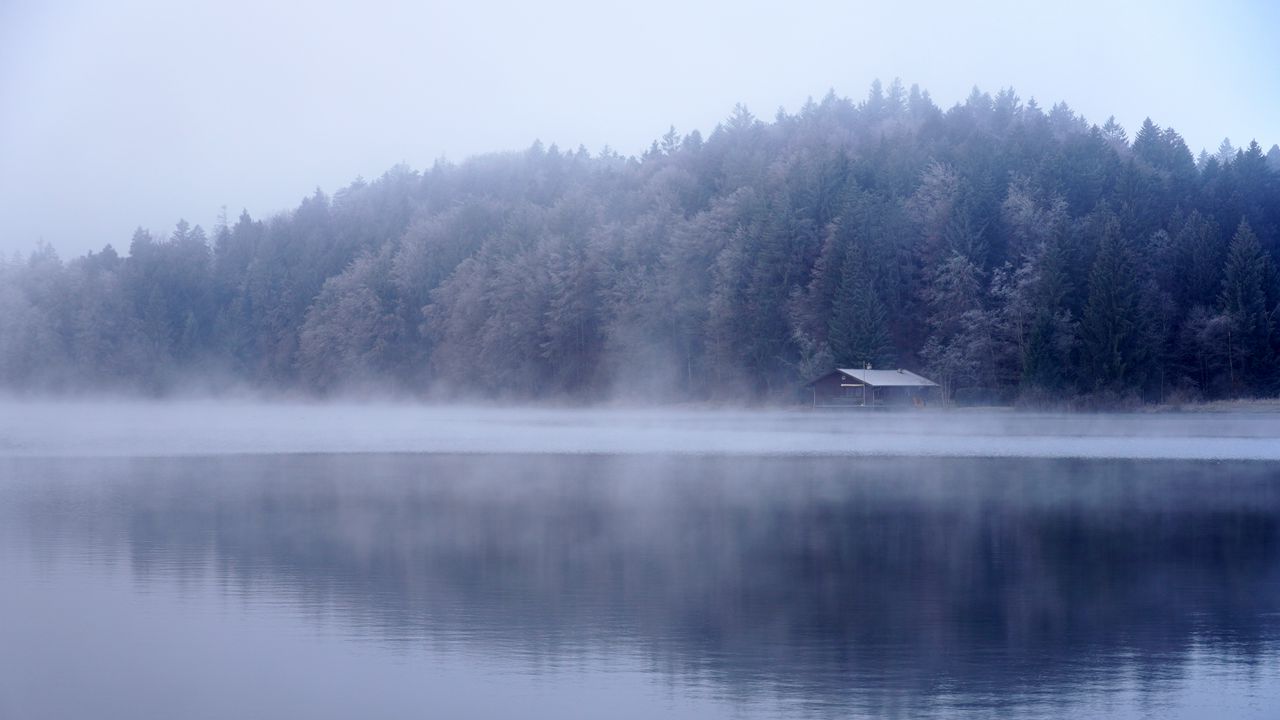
<box><xmin>2</xmin><ymin>449</ymin><xmax>1278</xmax><ymax>719</ymax></box>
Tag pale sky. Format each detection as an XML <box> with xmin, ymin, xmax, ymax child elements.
<box><xmin>2</xmin><ymin>0</ymin><xmax>1277</xmax><ymax>257</ymax></box>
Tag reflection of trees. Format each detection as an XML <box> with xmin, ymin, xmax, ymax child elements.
<box><xmin>11</xmin><ymin>455</ymin><xmax>1280</xmax><ymax>714</ymax></box>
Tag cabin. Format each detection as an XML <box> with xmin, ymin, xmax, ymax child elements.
<box><xmin>804</xmin><ymin>367</ymin><xmax>939</xmax><ymax>408</ymax></box>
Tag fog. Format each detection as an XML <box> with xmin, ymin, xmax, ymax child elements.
<box><xmin>5</xmin><ymin>4</ymin><xmax>1280</xmax><ymax>405</ymax></box>
<box><xmin>4</xmin><ymin>401</ymin><xmax>1280</xmax><ymax>460</ymax></box>
<box><xmin>5</xmin><ymin>4</ymin><xmax>1280</xmax><ymax>714</ymax></box>
<box><xmin>3</xmin><ymin>0</ymin><xmax>1277</xmax><ymax>256</ymax></box>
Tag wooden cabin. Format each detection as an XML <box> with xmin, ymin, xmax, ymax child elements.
<box><xmin>805</xmin><ymin>367</ymin><xmax>939</xmax><ymax>408</ymax></box>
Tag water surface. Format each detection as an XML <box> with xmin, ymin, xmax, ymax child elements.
<box><xmin>2</xmin><ymin>454</ymin><xmax>1278</xmax><ymax>718</ymax></box>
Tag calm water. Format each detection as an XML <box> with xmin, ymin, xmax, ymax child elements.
<box><xmin>1</xmin><ymin>454</ymin><xmax>1278</xmax><ymax>719</ymax></box>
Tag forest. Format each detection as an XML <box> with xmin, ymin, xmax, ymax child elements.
<box><xmin>2</xmin><ymin>81</ymin><xmax>1279</xmax><ymax>405</ymax></box>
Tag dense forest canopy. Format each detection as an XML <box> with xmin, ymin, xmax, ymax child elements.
<box><xmin>3</xmin><ymin>81</ymin><xmax>1279</xmax><ymax>404</ymax></box>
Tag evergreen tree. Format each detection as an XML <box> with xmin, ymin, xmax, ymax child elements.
<box><xmin>920</xmin><ymin>252</ymin><xmax>985</xmax><ymax>399</ymax></box>
<box><xmin>0</xmin><ymin>80</ymin><xmax>1276</xmax><ymax>402</ymax></box>
<box><xmin>1217</xmin><ymin>138</ymin><xmax>1236</xmax><ymax>165</ymax></box>
<box><xmin>1169</xmin><ymin>211</ymin><xmax>1225</xmax><ymax>312</ymax></box>
<box><xmin>828</xmin><ymin>243</ymin><xmax>892</xmax><ymax>368</ymax></box>
<box><xmin>1022</xmin><ymin>311</ymin><xmax>1071</xmax><ymax>393</ymax></box>
<box><xmin>1079</xmin><ymin>221</ymin><xmax>1149</xmax><ymax>393</ymax></box>
<box><xmin>1218</xmin><ymin>219</ymin><xmax>1275</xmax><ymax>392</ymax></box>
<box><xmin>1132</xmin><ymin>118</ymin><xmax>1162</xmax><ymax>166</ymax></box>
<box><xmin>1016</xmin><ymin>236</ymin><xmax>1075</xmax><ymax>394</ymax></box>
<box><xmin>1100</xmin><ymin>116</ymin><xmax>1127</xmax><ymax>152</ymax></box>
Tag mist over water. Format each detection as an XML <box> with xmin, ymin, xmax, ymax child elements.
<box><xmin>4</xmin><ymin>401</ymin><xmax>1280</xmax><ymax>460</ymax></box>
<box><xmin>6</xmin><ymin>1</ymin><xmax>1280</xmax><ymax>716</ymax></box>
<box><xmin>2</xmin><ymin>453</ymin><xmax>1278</xmax><ymax>719</ymax></box>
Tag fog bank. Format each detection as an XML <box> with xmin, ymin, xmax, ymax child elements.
<box><xmin>3</xmin><ymin>401</ymin><xmax>1280</xmax><ymax>460</ymax></box>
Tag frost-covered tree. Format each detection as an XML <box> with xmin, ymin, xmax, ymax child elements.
<box><xmin>1</xmin><ymin>80</ymin><xmax>1277</xmax><ymax>403</ymax></box>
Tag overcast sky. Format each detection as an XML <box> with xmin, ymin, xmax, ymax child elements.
<box><xmin>2</xmin><ymin>0</ymin><xmax>1277</xmax><ymax>257</ymax></box>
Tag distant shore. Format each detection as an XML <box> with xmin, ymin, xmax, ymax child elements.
<box><xmin>957</xmin><ymin>398</ymin><xmax>1280</xmax><ymax>414</ymax></box>
<box><xmin>1146</xmin><ymin>398</ymin><xmax>1280</xmax><ymax>413</ymax></box>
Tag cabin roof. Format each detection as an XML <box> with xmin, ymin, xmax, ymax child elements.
<box><xmin>806</xmin><ymin>368</ymin><xmax>939</xmax><ymax>387</ymax></box>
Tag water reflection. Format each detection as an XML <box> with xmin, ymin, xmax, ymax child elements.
<box><xmin>3</xmin><ymin>454</ymin><xmax>1279</xmax><ymax>718</ymax></box>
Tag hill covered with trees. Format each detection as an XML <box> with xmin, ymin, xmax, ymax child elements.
<box><xmin>3</xmin><ymin>81</ymin><xmax>1279</xmax><ymax>404</ymax></box>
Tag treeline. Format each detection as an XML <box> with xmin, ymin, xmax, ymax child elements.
<box><xmin>3</xmin><ymin>81</ymin><xmax>1279</xmax><ymax>404</ymax></box>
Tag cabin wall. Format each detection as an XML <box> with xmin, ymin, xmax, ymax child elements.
<box><xmin>877</xmin><ymin>386</ymin><xmax>937</xmax><ymax>407</ymax></box>
<box><xmin>809</xmin><ymin>373</ymin><xmax>939</xmax><ymax>407</ymax></box>
<box><xmin>811</xmin><ymin>373</ymin><xmax>868</xmax><ymax>406</ymax></box>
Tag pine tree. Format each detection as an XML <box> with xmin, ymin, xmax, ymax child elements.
<box><xmin>3</xmin><ymin>81</ymin><xmax>1279</xmax><ymax>401</ymax></box>
<box><xmin>1018</xmin><ymin>237</ymin><xmax>1075</xmax><ymax>393</ymax></box>
<box><xmin>1023</xmin><ymin>312</ymin><xmax>1067</xmax><ymax>392</ymax></box>
<box><xmin>1132</xmin><ymin>118</ymin><xmax>1161</xmax><ymax>166</ymax></box>
<box><xmin>1100</xmin><ymin>116</ymin><xmax>1128</xmax><ymax>153</ymax></box>
<box><xmin>1170</xmin><ymin>211</ymin><xmax>1225</xmax><ymax>312</ymax></box>
<box><xmin>828</xmin><ymin>242</ymin><xmax>892</xmax><ymax>368</ymax></box>
<box><xmin>1218</xmin><ymin>219</ymin><xmax>1275</xmax><ymax>391</ymax></box>
<box><xmin>920</xmin><ymin>252</ymin><xmax>985</xmax><ymax>399</ymax></box>
<box><xmin>1217</xmin><ymin>138</ymin><xmax>1236</xmax><ymax>165</ymax></box>
<box><xmin>1080</xmin><ymin>221</ymin><xmax>1148</xmax><ymax>392</ymax></box>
